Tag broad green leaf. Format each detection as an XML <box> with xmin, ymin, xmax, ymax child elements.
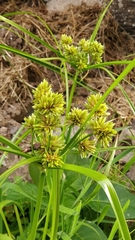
<box><xmin>29</xmin><ymin>162</ymin><xmax>42</xmax><ymax>186</ymax></box>
<box><xmin>2</xmin><ymin>181</ymin><xmax>38</xmax><ymax>203</ymax></box>
<box><xmin>89</xmin><ymin>184</ymin><xmax>135</xmax><ymax>219</ymax></box>
<box><xmin>65</xmin><ymin>150</ymin><xmax>89</xmax><ymax>190</ymax></box>
<box><xmin>72</xmin><ymin>221</ymin><xmax>107</xmax><ymax>240</ymax></box>
<box><xmin>63</xmin><ymin>151</ymin><xmax>89</xmax><ymax>208</ymax></box>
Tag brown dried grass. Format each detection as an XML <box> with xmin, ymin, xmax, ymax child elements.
<box><xmin>0</xmin><ymin>1</ymin><xmax>135</xmax><ymax>125</ymax></box>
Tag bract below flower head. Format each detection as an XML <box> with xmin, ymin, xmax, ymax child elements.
<box><xmin>67</xmin><ymin>108</ymin><xmax>89</xmax><ymax>126</ymax></box>
<box><xmin>85</xmin><ymin>93</ymin><xmax>108</xmax><ymax>117</ymax></box>
<box><xmin>90</xmin><ymin>117</ymin><xmax>117</xmax><ymax>147</ymax></box>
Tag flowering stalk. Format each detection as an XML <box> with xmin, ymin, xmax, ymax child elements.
<box><xmin>23</xmin><ymin>35</ymin><xmax>116</xmax><ymax>239</ymax></box>
<box><xmin>27</xmin><ymin>172</ymin><xmax>46</xmax><ymax>240</ymax></box>
<box><xmin>67</xmin><ymin>70</ymin><xmax>79</xmax><ymax>114</ymax></box>
<box><xmin>50</xmin><ymin>169</ymin><xmax>60</xmax><ymax>240</ymax></box>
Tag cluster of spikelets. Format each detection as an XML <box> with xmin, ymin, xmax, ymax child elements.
<box><xmin>60</xmin><ymin>34</ymin><xmax>104</xmax><ymax>70</ymax></box>
<box><xmin>24</xmin><ymin>79</ymin><xmax>116</xmax><ymax>168</ymax></box>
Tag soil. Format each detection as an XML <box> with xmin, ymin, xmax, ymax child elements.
<box><xmin>0</xmin><ymin>0</ymin><xmax>135</xmax><ymax>181</ymax></box>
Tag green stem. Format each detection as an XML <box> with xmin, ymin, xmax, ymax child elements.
<box><xmin>64</xmin><ymin>62</ymin><xmax>69</xmax><ymax>114</ymax></box>
<box><xmin>27</xmin><ymin>171</ymin><xmax>45</xmax><ymax>240</ymax></box>
<box><xmin>67</xmin><ymin>71</ymin><xmax>79</xmax><ymax>114</ymax></box>
<box><xmin>50</xmin><ymin>169</ymin><xmax>60</xmax><ymax>240</ymax></box>
<box><xmin>42</xmin><ymin>181</ymin><xmax>53</xmax><ymax>240</ymax></box>
<box><xmin>0</xmin><ymin>211</ymin><xmax>11</xmax><ymax>237</ymax></box>
<box><xmin>0</xmin><ymin>188</ymin><xmax>3</xmax><ymax>233</ymax></box>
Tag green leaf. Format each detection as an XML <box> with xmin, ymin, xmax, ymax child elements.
<box><xmin>72</xmin><ymin>221</ymin><xmax>107</xmax><ymax>240</ymax></box>
<box><xmin>62</xmin><ymin>151</ymin><xmax>89</xmax><ymax>208</ymax></box>
<box><xmin>58</xmin><ymin>231</ymin><xmax>72</xmax><ymax>240</ymax></box>
<box><xmin>63</xmin><ymin>163</ymin><xmax>131</xmax><ymax>240</ymax></box>
<box><xmin>90</xmin><ymin>0</ymin><xmax>113</xmax><ymax>42</ymax></box>
<box><xmin>2</xmin><ymin>181</ymin><xmax>38</xmax><ymax>203</ymax></box>
<box><xmin>89</xmin><ymin>184</ymin><xmax>135</xmax><ymax>219</ymax></box>
<box><xmin>0</xmin><ymin>234</ymin><xmax>13</xmax><ymax>240</ymax></box>
<box><xmin>0</xmin><ymin>146</ymin><xmax>30</xmax><ymax>158</ymax></box>
<box><xmin>0</xmin><ymin>200</ymin><xmax>14</xmax><ymax>211</ymax></box>
<box><xmin>59</xmin><ymin>205</ymin><xmax>77</xmax><ymax>216</ymax></box>
<box><xmin>29</xmin><ymin>162</ymin><xmax>42</xmax><ymax>185</ymax></box>
<box><xmin>65</xmin><ymin>150</ymin><xmax>89</xmax><ymax>190</ymax></box>
<box><xmin>0</xmin><ymin>135</ymin><xmax>21</xmax><ymax>151</ymax></box>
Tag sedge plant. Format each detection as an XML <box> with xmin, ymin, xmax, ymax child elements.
<box><xmin>0</xmin><ymin>1</ymin><xmax>135</xmax><ymax>239</ymax></box>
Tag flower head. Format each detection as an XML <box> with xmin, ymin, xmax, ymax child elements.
<box><xmin>85</xmin><ymin>93</ymin><xmax>108</xmax><ymax>117</ymax></box>
<box><xmin>79</xmin><ymin>38</ymin><xmax>90</xmax><ymax>53</ymax></box>
<box><xmin>42</xmin><ymin>149</ymin><xmax>63</xmax><ymax>168</ymax></box>
<box><xmin>89</xmin><ymin>40</ymin><xmax>104</xmax><ymax>64</ymax></box>
<box><xmin>78</xmin><ymin>134</ymin><xmax>96</xmax><ymax>158</ymax></box>
<box><xmin>64</xmin><ymin>44</ymin><xmax>78</xmax><ymax>57</ymax></box>
<box><xmin>90</xmin><ymin>117</ymin><xmax>117</xmax><ymax>147</ymax></box>
<box><xmin>33</xmin><ymin>91</ymin><xmax>65</xmax><ymax>116</ymax></box>
<box><xmin>34</xmin><ymin>114</ymin><xmax>61</xmax><ymax>133</ymax></box>
<box><xmin>67</xmin><ymin>108</ymin><xmax>89</xmax><ymax>126</ymax></box>
<box><xmin>23</xmin><ymin>113</ymin><xmax>36</xmax><ymax>129</ymax></box>
<box><xmin>40</xmin><ymin>134</ymin><xmax>65</xmax><ymax>153</ymax></box>
<box><xmin>60</xmin><ymin>35</ymin><xmax>104</xmax><ymax>72</ymax></box>
<box><xmin>60</xmin><ymin>34</ymin><xmax>73</xmax><ymax>45</ymax></box>
<box><xmin>33</xmin><ymin>79</ymin><xmax>51</xmax><ymax>102</ymax></box>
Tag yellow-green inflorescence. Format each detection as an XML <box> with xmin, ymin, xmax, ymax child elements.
<box><xmin>24</xmin><ymin>79</ymin><xmax>116</xmax><ymax>167</ymax></box>
<box><xmin>24</xmin><ymin>33</ymin><xmax>116</xmax><ymax>167</ymax></box>
<box><xmin>60</xmin><ymin>34</ymin><xmax>104</xmax><ymax>71</ymax></box>
<box><xmin>24</xmin><ymin>79</ymin><xmax>65</xmax><ymax>168</ymax></box>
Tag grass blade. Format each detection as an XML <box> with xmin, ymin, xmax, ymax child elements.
<box><xmin>63</xmin><ymin>163</ymin><xmax>131</xmax><ymax>240</ymax></box>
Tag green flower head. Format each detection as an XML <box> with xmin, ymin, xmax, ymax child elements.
<box><xmin>67</xmin><ymin>108</ymin><xmax>89</xmax><ymax>126</ymax></box>
<box><xmin>85</xmin><ymin>93</ymin><xmax>108</xmax><ymax>117</ymax></box>
<box><xmin>79</xmin><ymin>38</ymin><xmax>90</xmax><ymax>53</ymax></box>
<box><xmin>23</xmin><ymin>113</ymin><xmax>36</xmax><ymax>129</ymax></box>
<box><xmin>33</xmin><ymin>79</ymin><xmax>51</xmax><ymax>103</ymax></box>
<box><xmin>76</xmin><ymin>57</ymin><xmax>88</xmax><ymax>70</ymax></box>
<box><xmin>33</xmin><ymin>91</ymin><xmax>65</xmax><ymax>116</ymax></box>
<box><xmin>78</xmin><ymin>134</ymin><xmax>96</xmax><ymax>158</ymax></box>
<box><xmin>60</xmin><ymin>35</ymin><xmax>104</xmax><ymax>71</ymax></box>
<box><xmin>60</xmin><ymin>34</ymin><xmax>73</xmax><ymax>45</ymax></box>
<box><xmin>64</xmin><ymin>44</ymin><xmax>78</xmax><ymax>57</ymax></box>
<box><xmin>40</xmin><ymin>134</ymin><xmax>65</xmax><ymax>153</ymax></box>
<box><xmin>34</xmin><ymin>114</ymin><xmax>61</xmax><ymax>133</ymax></box>
<box><xmin>42</xmin><ymin>149</ymin><xmax>63</xmax><ymax>168</ymax></box>
<box><xmin>90</xmin><ymin>117</ymin><xmax>117</xmax><ymax>147</ymax></box>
